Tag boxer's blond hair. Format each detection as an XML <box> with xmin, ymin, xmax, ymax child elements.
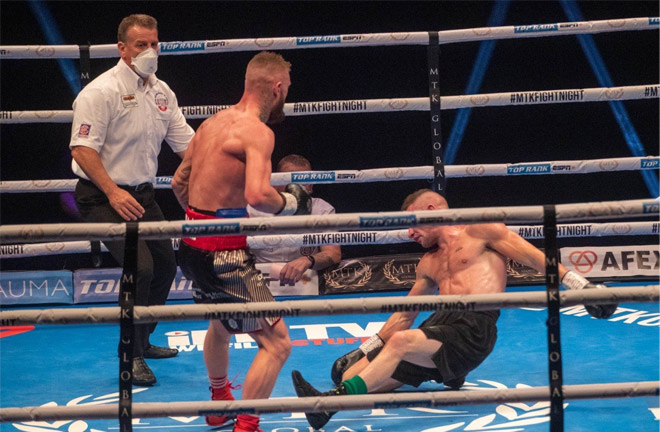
<box><xmin>245</xmin><ymin>51</ymin><xmax>291</xmax><ymax>93</ymax></box>
<box><xmin>401</xmin><ymin>189</ymin><xmax>448</xmax><ymax>211</ymax></box>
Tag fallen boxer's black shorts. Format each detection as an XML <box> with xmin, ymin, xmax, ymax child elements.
<box><xmin>391</xmin><ymin>310</ymin><xmax>499</xmax><ymax>387</ymax></box>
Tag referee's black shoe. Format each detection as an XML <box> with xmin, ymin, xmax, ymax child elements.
<box><xmin>144</xmin><ymin>344</ymin><xmax>179</xmax><ymax>359</ymax></box>
<box><xmin>133</xmin><ymin>357</ymin><xmax>156</xmax><ymax>386</ymax></box>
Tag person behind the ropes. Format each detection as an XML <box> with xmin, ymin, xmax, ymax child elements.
<box><xmin>291</xmin><ymin>189</ymin><xmax>618</xmax><ymax>430</ymax></box>
<box><xmin>248</xmin><ymin>154</ymin><xmax>341</xmax><ymax>286</ymax></box>
<box><xmin>171</xmin><ymin>51</ymin><xmax>310</xmax><ymax>432</ymax></box>
<box><xmin>69</xmin><ymin>14</ymin><xmax>194</xmax><ymax>386</ymax></box>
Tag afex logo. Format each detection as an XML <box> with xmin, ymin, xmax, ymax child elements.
<box><xmin>569</xmin><ymin>250</ymin><xmax>598</xmax><ymax>273</ymax></box>
<box><xmin>565</xmin><ymin>246</ymin><xmax>659</xmax><ymax>277</ymax></box>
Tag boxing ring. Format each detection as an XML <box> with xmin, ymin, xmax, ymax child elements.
<box><xmin>1</xmin><ymin>14</ymin><xmax>660</xmax><ymax>432</ymax></box>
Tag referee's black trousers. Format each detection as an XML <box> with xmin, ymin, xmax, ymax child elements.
<box><xmin>75</xmin><ymin>179</ymin><xmax>176</xmax><ymax>357</ymax></box>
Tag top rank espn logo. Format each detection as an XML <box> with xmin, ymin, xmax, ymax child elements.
<box><xmin>641</xmin><ymin>158</ymin><xmax>659</xmax><ymax>168</ymax></box>
<box><xmin>182</xmin><ymin>222</ymin><xmax>240</xmax><ymax>235</ymax></box>
<box><xmin>160</xmin><ymin>41</ymin><xmax>205</xmax><ymax>52</ymax></box>
<box><xmin>341</xmin><ymin>35</ymin><xmax>366</xmax><ymax>42</ymax></box>
<box><xmin>513</xmin><ymin>24</ymin><xmax>558</xmax><ymax>33</ymax></box>
<box><xmin>296</xmin><ymin>35</ymin><xmax>341</xmax><ymax>45</ymax></box>
<box><xmin>291</xmin><ymin>172</ymin><xmax>335</xmax><ymax>182</ymax></box>
<box><xmin>643</xmin><ymin>203</ymin><xmax>659</xmax><ymax>214</ymax></box>
<box><xmin>359</xmin><ymin>215</ymin><xmax>416</xmax><ymax>228</ymax></box>
<box><xmin>206</xmin><ymin>40</ymin><xmax>229</xmax><ymax>48</ymax></box>
<box><xmin>507</xmin><ymin>164</ymin><xmax>551</xmax><ymax>174</ymax></box>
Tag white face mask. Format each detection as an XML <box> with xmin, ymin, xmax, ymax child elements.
<box><xmin>131</xmin><ymin>47</ymin><xmax>158</xmax><ymax>77</ymax></box>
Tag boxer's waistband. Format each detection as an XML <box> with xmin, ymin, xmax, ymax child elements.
<box><xmin>182</xmin><ymin>206</ymin><xmax>248</xmax><ymax>251</ymax></box>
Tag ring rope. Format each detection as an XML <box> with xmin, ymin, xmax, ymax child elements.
<box><xmin>1</xmin><ymin>286</ymin><xmax>657</xmax><ymax>326</ymax></box>
<box><xmin>1</xmin><ymin>221</ymin><xmax>656</xmax><ymax>259</ymax></box>
<box><xmin>2</xmin><ymin>84</ymin><xmax>657</xmax><ymax>124</ymax></box>
<box><xmin>249</xmin><ymin>221</ymin><xmax>658</xmax><ymax>247</ymax></box>
<box><xmin>0</xmin><ymin>16</ymin><xmax>656</xmax><ymax>59</ymax></box>
<box><xmin>1</xmin><ymin>381</ymin><xmax>657</xmax><ymax>422</ymax></box>
<box><xmin>1</xmin><ymin>156</ymin><xmax>657</xmax><ymax>193</ymax></box>
<box><xmin>0</xmin><ymin>198</ymin><xmax>656</xmax><ymax>244</ymax></box>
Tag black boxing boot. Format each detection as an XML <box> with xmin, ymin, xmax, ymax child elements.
<box><xmin>292</xmin><ymin>370</ymin><xmax>347</xmax><ymax>429</ymax></box>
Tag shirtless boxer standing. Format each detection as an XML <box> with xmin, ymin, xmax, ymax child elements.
<box><xmin>172</xmin><ymin>51</ymin><xmax>310</xmax><ymax>432</ymax></box>
<box><xmin>291</xmin><ymin>189</ymin><xmax>617</xmax><ymax>430</ymax></box>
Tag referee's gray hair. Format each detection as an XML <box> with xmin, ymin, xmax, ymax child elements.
<box><xmin>277</xmin><ymin>154</ymin><xmax>311</xmax><ymax>171</ymax></box>
<box><xmin>118</xmin><ymin>14</ymin><xmax>158</xmax><ymax>42</ymax></box>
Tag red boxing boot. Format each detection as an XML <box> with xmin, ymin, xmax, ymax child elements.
<box><xmin>233</xmin><ymin>414</ymin><xmax>263</xmax><ymax>432</ymax></box>
<box><xmin>205</xmin><ymin>384</ymin><xmax>236</xmax><ymax>427</ymax></box>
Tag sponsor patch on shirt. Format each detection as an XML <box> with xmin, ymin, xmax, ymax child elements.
<box><xmin>154</xmin><ymin>92</ymin><xmax>168</xmax><ymax>112</ymax></box>
<box><xmin>121</xmin><ymin>94</ymin><xmax>138</xmax><ymax>108</ymax></box>
<box><xmin>77</xmin><ymin>123</ymin><xmax>91</xmax><ymax>138</ymax></box>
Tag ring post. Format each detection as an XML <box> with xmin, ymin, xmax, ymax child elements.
<box><xmin>543</xmin><ymin>205</ymin><xmax>563</xmax><ymax>431</ymax></box>
<box><xmin>78</xmin><ymin>44</ymin><xmax>91</xmax><ymax>89</ymax></box>
<box><xmin>118</xmin><ymin>222</ymin><xmax>138</xmax><ymax>432</ymax></box>
<box><xmin>427</xmin><ymin>31</ymin><xmax>446</xmax><ymax>196</ymax></box>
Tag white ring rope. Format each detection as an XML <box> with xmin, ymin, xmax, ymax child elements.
<box><xmin>2</xmin><ymin>84</ymin><xmax>657</xmax><ymax>124</ymax></box>
<box><xmin>1</xmin><ymin>286</ymin><xmax>657</xmax><ymax>326</ymax></box>
<box><xmin>0</xmin><ymin>198</ymin><xmax>656</xmax><ymax>244</ymax></box>
<box><xmin>250</xmin><ymin>221</ymin><xmax>659</xmax><ymax>247</ymax></box>
<box><xmin>0</xmin><ymin>381</ymin><xmax>657</xmax><ymax>422</ymax></box>
<box><xmin>0</xmin><ymin>16</ymin><xmax>656</xmax><ymax>59</ymax></box>
<box><xmin>1</xmin><ymin>221</ymin><xmax>656</xmax><ymax>259</ymax></box>
<box><xmin>1</xmin><ymin>156</ymin><xmax>657</xmax><ymax>193</ymax></box>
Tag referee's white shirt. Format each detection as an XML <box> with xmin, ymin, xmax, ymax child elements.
<box><xmin>69</xmin><ymin>60</ymin><xmax>194</xmax><ymax>186</ymax></box>
<box><xmin>248</xmin><ymin>197</ymin><xmax>336</xmax><ymax>263</ymax></box>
